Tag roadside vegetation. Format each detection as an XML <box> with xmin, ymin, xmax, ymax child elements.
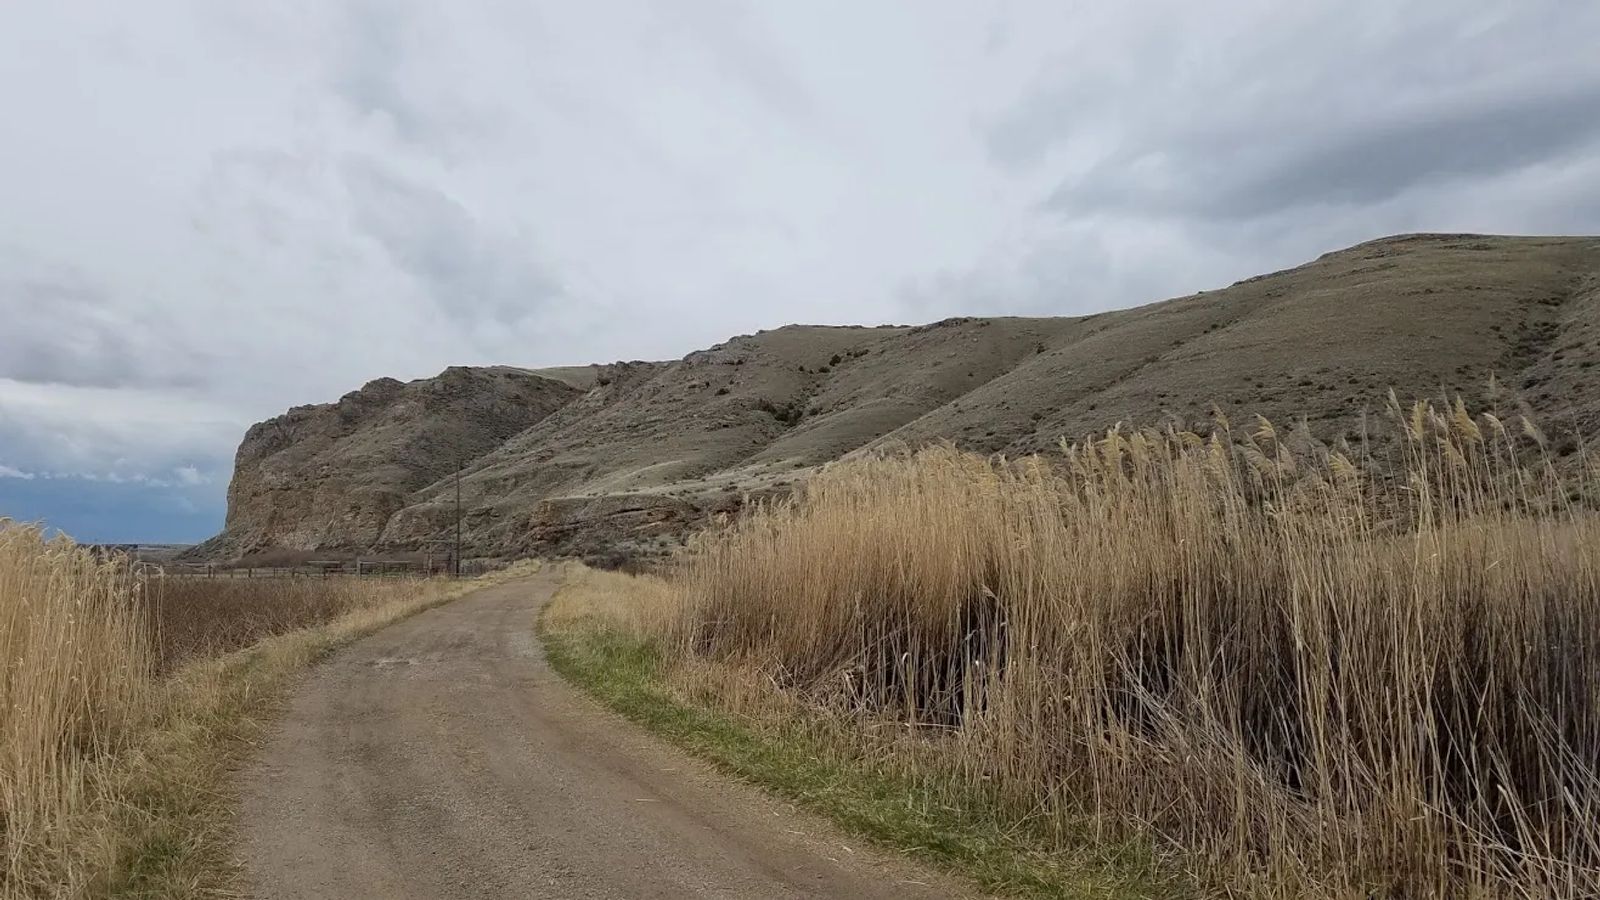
<box><xmin>0</xmin><ymin>526</ymin><xmax>507</xmax><ymax>898</ymax></box>
<box><xmin>545</xmin><ymin>395</ymin><xmax>1600</xmax><ymax>898</ymax></box>
<box><xmin>543</xmin><ymin>567</ymin><xmax>1177</xmax><ymax>898</ymax></box>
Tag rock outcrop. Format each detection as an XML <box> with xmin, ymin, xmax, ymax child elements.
<box><xmin>199</xmin><ymin>234</ymin><xmax>1600</xmax><ymax>564</ymax></box>
<box><xmin>193</xmin><ymin>366</ymin><xmax>584</xmax><ymax>558</ymax></box>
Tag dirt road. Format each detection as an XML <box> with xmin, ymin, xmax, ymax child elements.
<box><xmin>238</xmin><ymin>573</ymin><xmax>970</xmax><ymax>899</ymax></box>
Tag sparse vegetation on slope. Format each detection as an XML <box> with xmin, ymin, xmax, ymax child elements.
<box><xmin>0</xmin><ymin>522</ymin><xmax>507</xmax><ymax>898</ymax></box>
<box><xmin>554</xmin><ymin>396</ymin><xmax>1600</xmax><ymax>898</ymax></box>
<box><xmin>207</xmin><ymin>234</ymin><xmax>1600</xmax><ymax>568</ymax></box>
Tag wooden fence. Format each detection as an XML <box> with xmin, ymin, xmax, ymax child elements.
<box><xmin>132</xmin><ymin>559</ymin><xmax>473</xmax><ymax>579</ymax></box>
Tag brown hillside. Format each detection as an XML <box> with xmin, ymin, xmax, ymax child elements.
<box><xmin>934</xmin><ymin>233</ymin><xmax>1600</xmax><ymax>457</ymax></box>
<box><xmin>203</xmin><ymin>234</ymin><xmax>1600</xmax><ymax>563</ymax></box>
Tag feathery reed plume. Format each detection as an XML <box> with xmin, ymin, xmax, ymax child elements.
<box><xmin>649</xmin><ymin>400</ymin><xmax>1600</xmax><ymax>897</ymax></box>
<box><xmin>1</xmin><ymin>523</ymin><xmax>150</xmax><ymax>888</ymax></box>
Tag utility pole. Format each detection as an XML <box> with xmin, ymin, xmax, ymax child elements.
<box><xmin>453</xmin><ymin>456</ymin><xmax>463</xmax><ymax>578</ymax></box>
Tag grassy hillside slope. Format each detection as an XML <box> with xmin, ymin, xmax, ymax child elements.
<box><xmin>206</xmin><ymin>233</ymin><xmax>1600</xmax><ymax>561</ymax></box>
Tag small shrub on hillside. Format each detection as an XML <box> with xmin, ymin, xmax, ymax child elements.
<box><xmin>754</xmin><ymin>398</ymin><xmax>806</xmax><ymax>426</ymax></box>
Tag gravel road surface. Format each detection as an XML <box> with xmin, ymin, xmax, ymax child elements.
<box><xmin>238</xmin><ymin>573</ymin><xmax>970</xmax><ymax>899</ymax></box>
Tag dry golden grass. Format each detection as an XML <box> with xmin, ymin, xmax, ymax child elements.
<box><xmin>1</xmin><ymin>526</ymin><xmax>150</xmax><ymax>895</ymax></box>
<box><xmin>544</xmin><ymin>560</ymin><xmax>682</xmax><ymax>640</ymax></box>
<box><xmin>590</xmin><ymin>397</ymin><xmax>1600</xmax><ymax>898</ymax></box>
<box><xmin>146</xmin><ymin>576</ymin><xmax>438</xmax><ymax>672</ymax></box>
<box><xmin>0</xmin><ymin>522</ymin><xmax>516</xmax><ymax>898</ymax></box>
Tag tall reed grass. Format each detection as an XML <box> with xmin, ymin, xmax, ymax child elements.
<box><xmin>662</xmin><ymin>398</ymin><xmax>1600</xmax><ymax>897</ymax></box>
<box><xmin>0</xmin><ymin>521</ymin><xmax>474</xmax><ymax>897</ymax></box>
<box><xmin>0</xmin><ymin>525</ymin><xmax>150</xmax><ymax>892</ymax></box>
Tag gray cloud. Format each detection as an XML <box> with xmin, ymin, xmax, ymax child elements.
<box><xmin>646</xmin><ymin>0</ymin><xmax>816</xmax><ymax>123</ymax></box>
<box><xmin>986</xmin><ymin>3</ymin><xmax>1600</xmax><ymax>233</ymax></box>
<box><xmin>338</xmin><ymin>157</ymin><xmax>565</xmax><ymax>326</ymax></box>
<box><xmin>0</xmin><ymin>264</ymin><xmax>143</xmax><ymax>389</ymax></box>
<box><xmin>1228</xmin><ymin>88</ymin><xmax>1600</xmax><ymax>217</ymax></box>
<box><xmin>0</xmin><ymin>250</ymin><xmax>214</xmax><ymax>389</ymax></box>
<box><xmin>325</xmin><ymin>1</ymin><xmax>504</xmax><ymax>157</ymax></box>
<box><xmin>1049</xmin><ymin>85</ymin><xmax>1600</xmax><ymax>220</ymax></box>
<box><xmin>330</xmin><ymin>1</ymin><xmax>422</xmax><ymax>137</ymax></box>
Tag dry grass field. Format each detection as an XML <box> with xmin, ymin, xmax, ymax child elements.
<box><xmin>554</xmin><ymin>395</ymin><xmax>1600</xmax><ymax>898</ymax></box>
<box><xmin>146</xmin><ymin>577</ymin><xmax>429</xmax><ymax>672</ymax></box>
<box><xmin>0</xmin><ymin>525</ymin><xmax>488</xmax><ymax>898</ymax></box>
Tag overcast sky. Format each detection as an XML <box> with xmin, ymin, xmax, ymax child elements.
<box><xmin>4</xmin><ymin>1</ymin><xmax>1600</xmax><ymax>542</ymax></box>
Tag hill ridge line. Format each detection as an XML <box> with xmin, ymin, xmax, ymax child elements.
<box><xmin>194</xmin><ymin>233</ymin><xmax>1600</xmax><ymax>565</ymax></box>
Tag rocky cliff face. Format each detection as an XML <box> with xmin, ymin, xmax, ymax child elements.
<box><xmin>194</xmin><ymin>366</ymin><xmax>584</xmax><ymax>558</ymax></box>
<box><xmin>199</xmin><ymin>234</ymin><xmax>1600</xmax><ymax>564</ymax></box>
